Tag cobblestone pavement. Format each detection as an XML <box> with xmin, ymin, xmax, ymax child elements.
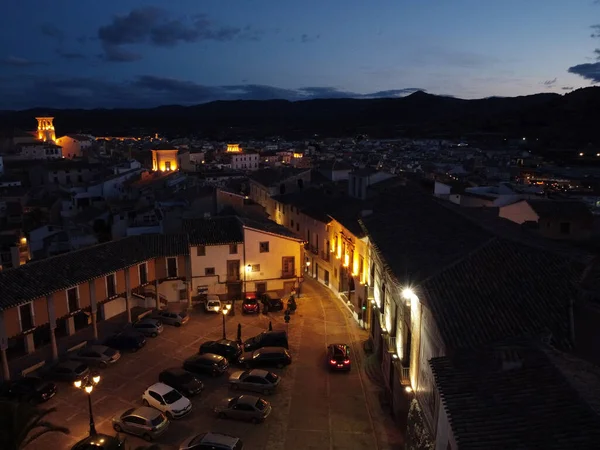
<box><xmin>28</xmin><ymin>278</ymin><xmax>404</xmax><ymax>450</ymax></box>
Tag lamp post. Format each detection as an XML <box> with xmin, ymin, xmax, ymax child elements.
<box><xmin>74</xmin><ymin>374</ymin><xmax>101</xmax><ymax>436</ymax></box>
<box><xmin>220</xmin><ymin>304</ymin><xmax>232</xmax><ymax>339</ymax></box>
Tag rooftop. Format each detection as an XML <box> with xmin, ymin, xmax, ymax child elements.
<box><xmin>526</xmin><ymin>199</ymin><xmax>593</xmax><ymax>221</ymax></box>
<box><xmin>183</xmin><ymin>216</ymin><xmax>244</xmax><ymax>246</ymax></box>
<box><xmin>249</xmin><ymin>167</ymin><xmax>309</xmax><ymax>188</ymax></box>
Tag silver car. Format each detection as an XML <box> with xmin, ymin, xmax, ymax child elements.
<box><xmin>133</xmin><ymin>318</ymin><xmax>164</xmax><ymax>337</ymax></box>
<box><xmin>228</xmin><ymin>369</ymin><xmax>280</xmax><ymax>395</ymax></box>
<box><xmin>214</xmin><ymin>395</ymin><xmax>272</xmax><ymax>423</ymax></box>
<box><xmin>153</xmin><ymin>310</ymin><xmax>189</xmax><ymax>327</ymax></box>
<box><xmin>70</xmin><ymin>345</ymin><xmax>121</xmax><ymax>368</ymax></box>
<box><xmin>112</xmin><ymin>406</ymin><xmax>169</xmax><ymax>442</ymax></box>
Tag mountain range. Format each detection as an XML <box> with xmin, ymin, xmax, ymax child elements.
<box><xmin>1</xmin><ymin>88</ymin><xmax>600</xmax><ymax>144</ymax></box>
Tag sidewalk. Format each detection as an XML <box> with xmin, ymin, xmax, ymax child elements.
<box><xmin>303</xmin><ymin>277</ymin><xmax>405</xmax><ymax>450</ymax></box>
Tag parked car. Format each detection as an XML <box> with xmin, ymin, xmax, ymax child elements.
<box><xmin>104</xmin><ymin>331</ymin><xmax>146</xmax><ymax>352</ymax></box>
<box><xmin>205</xmin><ymin>294</ymin><xmax>222</xmax><ymax>313</ymax></box>
<box><xmin>71</xmin><ymin>433</ymin><xmax>126</xmax><ymax>450</ymax></box>
<box><xmin>242</xmin><ymin>297</ymin><xmax>260</xmax><ymax>314</ymax></box>
<box><xmin>142</xmin><ymin>382</ymin><xmax>192</xmax><ymax>420</ymax></box>
<box><xmin>158</xmin><ymin>368</ymin><xmax>204</xmax><ymax>397</ymax></box>
<box><xmin>199</xmin><ymin>339</ymin><xmax>242</xmax><ymax>362</ymax></box>
<box><xmin>243</xmin><ymin>330</ymin><xmax>288</xmax><ymax>352</ymax></box>
<box><xmin>112</xmin><ymin>406</ymin><xmax>169</xmax><ymax>441</ymax></box>
<box><xmin>214</xmin><ymin>395</ymin><xmax>272</xmax><ymax>423</ymax></box>
<box><xmin>184</xmin><ymin>354</ymin><xmax>229</xmax><ymax>377</ymax></box>
<box><xmin>153</xmin><ymin>310</ymin><xmax>189</xmax><ymax>327</ymax></box>
<box><xmin>179</xmin><ymin>432</ymin><xmax>243</xmax><ymax>450</ymax></box>
<box><xmin>259</xmin><ymin>293</ymin><xmax>284</xmax><ymax>312</ymax></box>
<box><xmin>133</xmin><ymin>318</ymin><xmax>164</xmax><ymax>337</ymax></box>
<box><xmin>228</xmin><ymin>369</ymin><xmax>280</xmax><ymax>395</ymax></box>
<box><xmin>0</xmin><ymin>377</ymin><xmax>57</xmax><ymax>403</ymax></box>
<box><xmin>238</xmin><ymin>347</ymin><xmax>292</xmax><ymax>369</ymax></box>
<box><xmin>70</xmin><ymin>345</ymin><xmax>121</xmax><ymax>368</ymax></box>
<box><xmin>326</xmin><ymin>343</ymin><xmax>352</xmax><ymax>371</ymax></box>
<box><xmin>47</xmin><ymin>361</ymin><xmax>90</xmax><ymax>383</ymax></box>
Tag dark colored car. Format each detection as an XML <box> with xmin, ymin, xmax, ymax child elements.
<box><xmin>0</xmin><ymin>377</ymin><xmax>57</xmax><ymax>403</ymax></box>
<box><xmin>184</xmin><ymin>353</ymin><xmax>229</xmax><ymax>377</ymax></box>
<box><xmin>104</xmin><ymin>331</ymin><xmax>146</xmax><ymax>352</ymax></box>
<box><xmin>242</xmin><ymin>297</ymin><xmax>260</xmax><ymax>314</ymax></box>
<box><xmin>326</xmin><ymin>343</ymin><xmax>351</xmax><ymax>371</ymax></box>
<box><xmin>158</xmin><ymin>368</ymin><xmax>204</xmax><ymax>397</ymax></box>
<box><xmin>243</xmin><ymin>330</ymin><xmax>289</xmax><ymax>352</ymax></box>
<box><xmin>71</xmin><ymin>433</ymin><xmax>126</xmax><ymax>450</ymax></box>
<box><xmin>199</xmin><ymin>339</ymin><xmax>242</xmax><ymax>362</ymax></box>
<box><xmin>47</xmin><ymin>360</ymin><xmax>90</xmax><ymax>383</ymax></box>
<box><xmin>238</xmin><ymin>347</ymin><xmax>292</xmax><ymax>369</ymax></box>
<box><xmin>259</xmin><ymin>293</ymin><xmax>284</xmax><ymax>312</ymax></box>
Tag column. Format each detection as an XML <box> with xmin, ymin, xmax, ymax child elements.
<box><xmin>154</xmin><ymin>278</ymin><xmax>160</xmax><ymax>310</ymax></box>
<box><xmin>24</xmin><ymin>333</ymin><xmax>35</xmax><ymax>354</ymax></box>
<box><xmin>186</xmin><ymin>254</ymin><xmax>193</xmax><ymax>309</ymax></box>
<box><xmin>89</xmin><ymin>280</ymin><xmax>98</xmax><ymax>340</ymax></box>
<box><xmin>0</xmin><ymin>312</ymin><xmax>10</xmax><ymax>380</ymax></box>
<box><xmin>66</xmin><ymin>316</ymin><xmax>76</xmax><ymax>336</ymax></box>
<box><xmin>46</xmin><ymin>294</ymin><xmax>58</xmax><ymax>361</ymax></box>
<box><xmin>125</xmin><ymin>269</ymin><xmax>132</xmax><ymax>323</ymax></box>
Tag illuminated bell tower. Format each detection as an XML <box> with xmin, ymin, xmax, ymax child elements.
<box><xmin>36</xmin><ymin>117</ymin><xmax>56</xmax><ymax>142</ymax></box>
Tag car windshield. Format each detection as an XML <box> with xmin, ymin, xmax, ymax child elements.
<box><xmin>121</xmin><ymin>408</ymin><xmax>135</xmax><ymax>418</ymax></box>
<box><xmin>75</xmin><ymin>364</ymin><xmax>87</xmax><ymax>374</ymax></box>
<box><xmin>255</xmin><ymin>399</ymin><xmax>268</xmax><ymax>411</ymax></box>
<box><xmin>245</xmin><ymin>298</ymin><xmax>257</xmax><ymax>304</ymax></box>
<box><xmin>179</xmin><ymin>312</ymin><xmax>187</xmax><ymax>318</ymax></box>
<box><xmin>208</xmin><ymin>301</ymin><xmax>219</xmax><ymax>307</ymax></box>
<box><xmin>177</xmin><ymin>372</ymin><xmax>196</xmax><ymax>383</ymax></box>
<box><xmin>162</xmin><ymin>389</ymin><xmax>183</xmax><ymax>404</ymax></box>
<box><xmin>150</xmin><ymin>415</ymin><xmax>164</xmax><ymax>426</ymax></box>
<box><xmin>189</xmin><ymin>433</ymin><xmax>207</xmax><ymax>446</ymax></box>
<box><xmin>265</xmin><ymin>372</ymin><xmax>278</xmax><ymax>383</ymax></box>
<box><xmin>103</xmin><ymin>348</ymin><xmax>117</xmax><ymax>357</ymax></box>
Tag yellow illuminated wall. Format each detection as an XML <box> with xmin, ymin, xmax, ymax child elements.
<box><xmin>227</xmin><ymin>144</ymin><xmax>242</xmax><ymax>153</ymax></box>
<box><xmin>151</xmin><ymin>149</ymin><xmax>179</xmax><ymax>172</ymax></box>
<box><xmin>36</xmin><ymin>117</ymin><xmax>56</xmax><ymax>142</ymax></box>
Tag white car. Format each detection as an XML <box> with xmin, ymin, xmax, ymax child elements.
<box><xmin>205</xmin><ymin>295</ymin><xmax>222</xmax><ymax>313</ymax></box>
<box><xmin>142</xmin><ymin>382</ymin><xmax>192</xmax><ymax>420</ymax></box>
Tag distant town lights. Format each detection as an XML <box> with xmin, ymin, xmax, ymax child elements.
<box><xmin>579</xmin><ymin>152</ymin><xmax>584</xmax><ymax>156</ymax></box>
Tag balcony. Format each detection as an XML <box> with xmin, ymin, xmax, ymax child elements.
<box><xmin>395</xmin><ymin>360</ymin><xmax>410</xmax><ymax>385</ymax></box>
<box><xmin>320</xmin><ymin>251</ymin><xmax>331</xmax><ymax>262</ymax></box>
<box><xmin>384</xmin><ymin>335</ymin><xmax>396</xmax><ymax>353</ymax></box>
<box><xmin>304</xmin><ymin>243</ymin><xmax>319</xmax><ymax>255</ymax></box>
<box><xmin>367</xmin><ymin>286</ymin><xmax>375</xmax><ymax>300</ymax></box>
<box><xmin>281</xmin><ymin>271</ymin><xmax>296</xmax><ymax>279</ymax></box>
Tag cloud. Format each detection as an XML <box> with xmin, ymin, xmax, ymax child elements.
<box><xmin>541</xmin><ymin>78</ymin><xmax>557</xmax><ymax>87</ymax></box>
<box><xmin>40</xmin><ymin>23</ymin><xmax>64</xmax><ymax>42</ymax></box>
<box><xmin>562</xmin><ymin>86</ymin><xmax>574</xmax><ymax>90</ymax></box>
<box><xmin>56</xmin><ymin>50</ymin><xmax>87</xmax><ymax>60</ymax></box>
<box><xmin>0</xmin><ymin>56</ymin><xmax>44</xmax><ymax>67</ymax></box>
<box><xmin>97</xmin><ymin>7</ymin><xmax>258</xmax><ymax>62</ymax></box>
<box><xmin>0</xmin><ymin>74</ymin><xmax>426</xmax><ymax>109</ymax></box>
<box><xmin>300</xmin><ymin>33</ymin><xmax>320</xmax><ymax>43</ymax></box>
<box><xmin>568</xmin><ymin>62</ymin><xmax>600</xmax><ymax>82</ymax></box>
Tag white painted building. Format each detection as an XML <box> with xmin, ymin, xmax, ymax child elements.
<box><xmin>231</xmin><ymin>152</ymin><xmax>259</xmax><ymax>171</ymax></box>
<box><xmin>17</xmin><ymin>142</ymin><xmax>63</xmax><ymax>160</ymax></box>
<box><xmin>55</xmin><ymin>135</ymin><xmax>94</xmax><ymax>159</ymax></box>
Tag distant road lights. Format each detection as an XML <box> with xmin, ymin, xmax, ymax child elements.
<box><xmin>579</xmin><ymin>152</ymin><xmax>585</xmax><ymax>156</ymax></box>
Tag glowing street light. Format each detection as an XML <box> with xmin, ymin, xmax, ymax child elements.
<box><xmin>220</xmin><ymin>304</ymin><xmax>232</xmax><ymax>339</ymax></box>
<box><xmin>74</xmin><ymin>374</ymin><xmax>101</xmax><ymax>435</ymax></box>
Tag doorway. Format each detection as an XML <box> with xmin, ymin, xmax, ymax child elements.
<box><xmin>255</xmin><ymin>282</ymin><xmax>267</xmax><ymax>296</ymax></box>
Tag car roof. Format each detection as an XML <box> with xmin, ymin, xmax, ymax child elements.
<box><xmin>249</xmin><ymin>369</ymin><xmax>270</xmax><ymax>377</ymax></box>
<box><xmin>216</xmin><ymin>339</ymin><xmax>238</xmax><ymax>346</ymax></box>
<box><xmin>162</xmin><ymin>367</ymin><xmax>189</xmax><ymax>377</ymax></box>
<box><xmin>71</xmin><ymin>433</ymin><xmax>123</xmax><ymax>450</ymax></box>
<box><xmin>197</xmin><ymin>353</ymin><xmax>225</xmax><ymax>362</ymax></box>
<box><xmin>207</xmin><ymin>295</ymin><xmax>220</xmax><ymax>301</ymax></box>
<box><xmin>328</xmin><ymin>343</ymin><xmax>349</xmax><ymax>353</ymax></box>
<box><xmin>237</xmin><ymin>394</ymin><xmax>260</xmax><ymax>405</ymax></box>
<box><xmin>147</xmin><ymin>382</ymin><xmax>175</xmax><ymax>395</ymax></box>
<box><xmin>57</xmin><ymin>360</ymin><xmax>86</xmax><ymax>369</ymax></box>
<box><xmin>130</xmin><ymin>406</ymin><xmax>162</xmax><ymax>420</ymax></box>
<box><xmin>201</xmin><ymin>432</ymin><xmax>240</xmax><ymax>447</ymax></box>
<box><xmin>137</xmin><ymin>318</ymin><xmax>160</xmax><ymax>325</ymax></box>
<box><xmin>255</xmin><ymin>346</ymin><xmax>287</xmax><ymax>354</ymax></box>
<box><xmin>85</xmin><ymin>345</ymin><xmax>109</xmax><ymax>352</ymax></box>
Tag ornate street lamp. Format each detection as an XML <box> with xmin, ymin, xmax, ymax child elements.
<box><xmin>74</xmin><ymin>374</ymin><xmax>101</xmax><ymax>435</ymax></box>
<box><xmin>220</xmin><ymin>304</ymin><xmax>232</xmax><ymax>339</ymax></box>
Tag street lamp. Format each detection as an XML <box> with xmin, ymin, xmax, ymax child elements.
<box><xmin>74</xmin><ymin>374</ymin><xmax>101</xmax><ymax>436</ymax></box>
<box><xmin>220</xmin><ymin>304</ymin><xmax>232</xmax><ymax>339</ymax></box>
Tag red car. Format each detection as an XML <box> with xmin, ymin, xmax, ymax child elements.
<box><xmin>242</xmin><ymin>297</ymin><xmax>260</xmax><ymax>314</ymax></box>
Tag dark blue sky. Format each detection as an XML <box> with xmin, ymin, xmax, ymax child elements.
<box><xmin>1</xmin><ymin>0</ymin><xmax>599</xmax><ymax>109</ymax></box>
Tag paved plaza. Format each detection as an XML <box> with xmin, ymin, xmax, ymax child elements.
<box><xmin>29</xmin><ymin>278</ymin><xmax>403</xmax><ymax>450</ymax></box>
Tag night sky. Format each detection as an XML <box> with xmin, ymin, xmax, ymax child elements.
<box><xmin>1</xmin><ymin>0</ymin><xmax>599</xmax><ymax>110</ymax></box>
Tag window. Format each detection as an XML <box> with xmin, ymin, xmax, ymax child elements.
<box><xmin>296</xmin><ymin>223</ymin><xmax>300</xmax><ymax>231</ymax></box>
<box><xmin>259</xmin><ymin>242</ymin><xmax>270</xmax><ymax>253</ymax></box>
<box><xmin>19</xmin><ymin>303</ymin><xmax>34</xmax><ymax>331</ymax></box>
<box><xmin>560</xmin><ymin>222</ymin><xmax>571</xmax><ymax>234</ymax></box>
<box><xmin>167</xmin><ymin>257</ymin><xmax>178</xmax><ymax>278</ymax></box>
<box><xmin>291</xmin><ymin>219</ymin><xmax>294</xmax><ymax>227</ymax></box>
<box><xmin>67</xmin><ymin>287</ymin><xmax>79</xmax><ymax>313</ymax></box>
<box><xmin>139</xmin><ymin>263</ymin><xmax>148</xmax><ymax>284</ymax></box>
<box><xmin>229</xmin><ymin>244</ymin><xmax>238</xmax><ymax>254</ymax></box>
<box><xmin>205</xmin><ymin>267</ymin><xmax>215</xmax><ymax>276</ymax></box>
<box><xmin>252</xmin><ymin>264</ymin><xmax>260</xmax><ymax>272</ymax></box>
<box><xmin>106</xmin><ymin>273</ymin><xmax>117</xmax><ymax>298</ymax></box>
<box><xmin>197</xmin><ymin>245</ymin><xmax>206</xmax><ymax>256</ymax></box>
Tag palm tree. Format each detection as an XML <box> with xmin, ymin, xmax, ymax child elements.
<box><xmin>0</xmin><ymin>400</ymin><xmax>69</xmax><ymax>450</ymax></box>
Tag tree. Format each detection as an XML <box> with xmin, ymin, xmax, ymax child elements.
<box><xmin>0</xmin><ymin>401</ymin><xmax>69</xmax><ymax>450</ymax></box>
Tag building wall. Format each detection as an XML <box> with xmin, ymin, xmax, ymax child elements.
<box><xmin>434</xmin><ymin>401</ymin><xmax>457</xmax><ymax>450</ymax></box>
<box><xmin>498</xmin><ymin>201</ymin><xmax>538</xmax><ymax>224</ymax></box>
<box><xmin>538</xmin><ymin>217</ymin><xmax>593</xmax><ymax>240</ymax></box>
<box><xmin>55</xmin><ymin>136</ymin><xmax>85</xmax><ymax>159</ymax></box>
<box><xmin>190</xmin><ymin>244</ymin><xmax>237</xmax><ymax>296</ymax></box>
<box><xmin>152</xmin><ymin>150</ymin><xmax>179</xmax><ymax>172</ymax></box>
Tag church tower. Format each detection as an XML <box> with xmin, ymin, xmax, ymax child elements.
<box><xmin>36</xmin><ymin>116</ymin><xmax>56</xmax><ymax>142</ymax></box>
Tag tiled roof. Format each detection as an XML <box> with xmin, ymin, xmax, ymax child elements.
<box><xmin>249</xmin><ymin>168</ymin><xmax>308</xmax><ymax>188</ymax></box>
<box><xmin>430</xmin><ymin>341</ymin><xmax>600</xmax><ymax>450</ymax></box>
<box><xmin>182</xmin><ymin>216</ymin><xmax>244</xmax><ymax>246</ymax></box>
<box><xmin>421</xmin><ymin>238</ymin><xmax>581</xmax><ymax>351</ymax></box>
<box><xmin>526</xmin><ymin>199</ymin><xmax>593</xmax><ymax>221</ymax></box>
<box><xmin>0</xmin><ymin>234</ymin><xmax>189</xmax><ymax>311</ymax></box>
<box><xmin>238</xmin><ymin>216</ymin><xmax>304</xmax><ymax>241</ymax></box>
<box><xmin>152</xmin><ymin>143</ymin><xmax>178</xmax><ymax>151</ymax></box>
